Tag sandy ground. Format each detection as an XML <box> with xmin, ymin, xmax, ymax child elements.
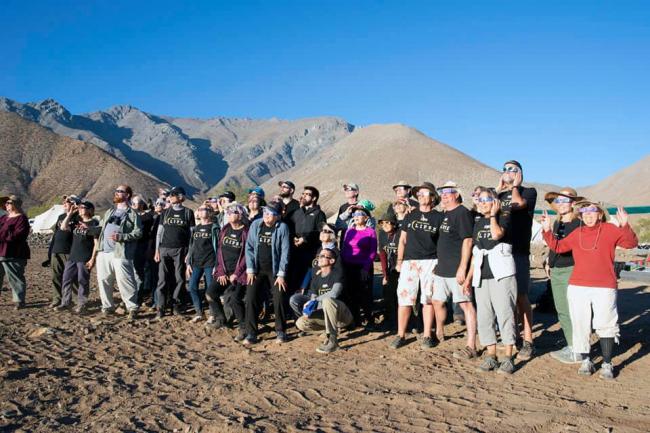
<box><xmin>1</xmin><ymin>247</ymin><xmax>649</xmax><ymax>433</ymax></box>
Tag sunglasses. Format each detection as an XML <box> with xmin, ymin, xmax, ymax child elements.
<box><xmin>579</xmin><ymin>206</ymin><xmax>599</xmax><ymax>213</ymax></box>
<box><xmin>352</xmin><ymin>212</ymin><xmax>367</xmax><ymax>217</ymax></box>
<box><xmin>478</xmin><ymin>197</ymin><xmax>495</xmax><ymax>203</ymax></box>
<box><xmin>416</xmin><ymin>191</ymin><xmax>431</xmax><ymax>197</ymax></box>
<box><xmin>553</xmin><ymin>197</ymin><xmax>573</xmax><ymax>204</ymax></box>
<box><xmin>263</xmin><ymin>210</ymin><xmax>279</xmax><ymax>216</ymax></box>
<box><xmin>301</xmin><ymin>192</ymin><xmax>313</xmax><ymax>196</ymax></box>
<box><xmin>502</xmin><ymin>167</ymin><xmax>520</xmax><ymax>173</ymax></box>
<box><xmin>226</xmin><ymin>210</ymin><xmax>241</xmax><ymax>215</ymax></box>
<box><xmin>115</xmin><ymin>189</ymin><xmax>127</xmax><ymax>194</ymax></box>
<box><xmin>5</xmin><ymin>201</ymin><xmax>14</xmax><ymax>205</ymax></box>
<box><xmin>318</xmin><ymin>254</ymin><xmax>334</xmax><ymax>260</ymax></box>
<box><xmin>321</xmin><ymin>229</ymin><xmax>335</xmax><ymax>234</ymax></box>
<box><xmin>198</xmin><ymin>207</ymin><xmax>211</xmax><ymax>212</ymax></box>
<box><xmin>440</xmin><ymin>188</ymin><xmax>457</xmax><ymax>195</ymax></box>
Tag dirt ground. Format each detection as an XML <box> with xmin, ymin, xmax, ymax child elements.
<box><xmin>1</xmin><ymin>247</ymin><xmax>649</xmax><ymax>433</ymax></box>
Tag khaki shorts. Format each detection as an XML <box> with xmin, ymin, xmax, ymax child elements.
<box><xmin>433</xmin><ymin>275</ymin><xmax>472</xmax><ymax>303</ymax></box>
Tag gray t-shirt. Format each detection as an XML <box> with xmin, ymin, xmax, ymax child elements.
<box><xmin>103</xmin><ymin>208</ymin><xmax>126</xmax><ymax>253</ymax></box>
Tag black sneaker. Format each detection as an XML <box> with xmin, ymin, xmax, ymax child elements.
<box><xmin>172</xmin><ymin>305</ymin><xmax>182</xmax><ymax>316</ymax></box>
<box><xmin>420</xmin><ymin>336</ymin><xmax>435</xmax><ymax>349</ymax></box>
<box><xmin>389</xmin><ymin>336</ymin><xmax>406</xmax><ymax>349</ymax></box>
<box><xmin>276</xmin><ymin>331</ymin><xmax>289</xmax><ymax>344</ymax></box>
<box><xmin>234</xmin><ymin>329</ymin><xmax>247</xmax><ymax>342</ymax></box>
<box><xmin>243</xmin><ymin>334</ymin><xmax>258</xmax><ymax>346</ymax></box>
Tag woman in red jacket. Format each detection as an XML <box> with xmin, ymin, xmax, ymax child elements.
<box><xmin>0</xmin><ymin>195</ymin><xmax>31</xmax><ymax>309</ymax></box>
<box><xmin>541</xmin><ymin>201</ymin><xmax>638</xmax><ymax>380</ymax></box>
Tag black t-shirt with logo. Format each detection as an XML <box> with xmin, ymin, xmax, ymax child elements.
<box><xmin>548</xmin><ymin>219</ymin><xmax>580</xmax><ymax>268</ymax></box>
<box><xmin>221</xmin><ymin>225</ymin><xmax>245</xmax><ymax>274</ymax></box>
<box><xmin>69</xmin><ymin>219</ymin><xmax>99</xmax><ymax>263</ymax></box>
<box><xmin>498</xmin><ymin>187</ymin><xmax>537</xmax><ymax>254</ymax></box>
<box><xmin>190</xmin><ymin>224</ymin><xmax>216</xmax><ymax>268</ymax></box>
<box><xmin>435</xmin><ymin>206</ymin><xmax>474</xmax><ymax>277</ymax></box>
<box><xmin>160</xmin><ymin>206</ymin><xmax>195</xmax><ymax>249</ymax></box>
<box><xmin>308</xmin><ymin>269</ymin><xmax>343</xmax><ymax>298</ymax></box>
<box><xmin>378</xmin><ymin>230</ymin><xmax>399</xmax><ymax>272</ymax></box>
<box><xmin>257</xmin><ymin>224</ymin><xmax>275</xmax><ymax>272</ymax></box>
<box><xmin>51</xmin><ymin>213</ymin><xmax>77</xmax><ymax>255</ymax></box>
<box><xmin>473</xmin><ymin>214</ymin><xmax>510</xmax><ymax>280</ymax></box>
<box><xmin>402</xmin><ymin>209</ymin><xmax>444</xmax><ymax>260</ymax></box>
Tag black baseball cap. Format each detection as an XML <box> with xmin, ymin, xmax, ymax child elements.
<box><xmin>219</xmin><ymin>191</ymin><xmax>236</xmax><ymax>201</ymax></box>
<box><xmin>169</xmin><ymin>186</ymin><xmax>186</xmax><ymax>196</ymax></box>
<box><xmin>278</xmin><ymin>180</ymin><xmax>296</xmax><ymax>190</ymax></box>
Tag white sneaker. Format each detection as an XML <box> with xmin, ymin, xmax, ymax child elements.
<box><xmin>599</xmin><ymin>362</ymin><xmax>614</xmax><ymax>380</ymax></box>
<box><xmin>206</xmin><ymin>316</ymin><xmax>216</xmax><ymax>324</ymax></box>
<box><xmin>190</xmin><ymin>315</ymin><xmax>203</xmax><ymax>323</ymax></box>
<box><xmin>578</xmin><ymin>358</ymin><xmax>595</xmax><ymax>376</ymax></box>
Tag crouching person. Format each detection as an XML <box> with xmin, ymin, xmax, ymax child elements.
<box><xmin>295</xmin><ymin>248</ymin><xmax>353</xmax><ymax>353</ymax></box>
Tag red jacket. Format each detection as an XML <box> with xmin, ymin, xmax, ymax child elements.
<box><xmin>543</xmin><ymin>222</ymin><xmax>637</xmax><ymax>289</ymax></box>
<box><xmin>0</xmin><ymin>214</ymin><xmax>31</xmax><ymax>260</ymax></box>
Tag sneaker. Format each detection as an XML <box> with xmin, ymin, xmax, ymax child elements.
<box><xmin>234</xmin><ymin>329</ymin><xmax>247</xmax><ymax>342</ymax></box>
<box><xmin>101</xmin><ymin>308</ymin><xmax>115</xmax><ymax>317</ymax></box>
<box><xmin>156</xmin><ymin>309</ymin><xmax>164</xmax><ymax>320</ymax></box>
<box><xmin>599</xmin><ymin>362</ymin><xmax>615</xmax><ymax>380</ymax></box>
<box><xmin>516</xmin><ymin>341</ymin><xmax>535</xmax><ymax>361</ymax></box>
<box><xmin>127</xmin><ymin>310</ymin><xmax>137</xmax><ymax>322</ymax></box>
<box><xmin>275</xmin><ymin>331</ymin><xmax>289</xmax><ymax>344</ymax></box>
<box><xmin>498</xmin><ymin>357</ymin><xmax>515</xmax><ymax>375</ymax></box>
<box><xmin>49</xmin><ymin>301</ymin><xmax>60</xmax><ymax>309</ymax></box>
<box><xmin>420</xmin><ymin>336</ymin><xmax>435</xmax><ymax>349</ymax></box>
<box><xmin>207</xmin><ymin>319</ymin><xmax>224</xmax><ymax>330</ymax></box>
<box><xmin>242</xmin><ymin>334</ymin><xmax>258</xmax><ymax>346</ymax></box>
<box><xmin>14</xmin><ymin>302</ymin><xmax>25</xmax><ymax>311</ymax></box>
<box><xmin>578</xmin><ymin>358</ymin><xmax>595</xmax><ymax>376</ymax></box>
<box><xmin>316</xmin><ymin>336</ymin><xmax>339</xmax><ymax>354</ymax></box>
<box><xmin>298</xmin><ymin>331</ymin><xmax>308</xmax><ymax>337</ymax></box>
<box><xmin>172</xmin><ymin>305</ymin><xmax>182</xmax><ymax>316</ymax></box>
<box><xmin>190</xmin><ymin>315</ymin><xmax>202</xmax><ymax>323</ymax></box>
<box><xmin>74</xmin><ymin>304</ymin><xmax>87</xmax><ymax>315</ymax></box>
<box><xmin>54</xmin><ymin>304</ymin><xmax>70</xmax><ymax>312</ymax></box>
<box><xmin>389</xmin><ymin>336</ymin><xmax>406</xmax><ymax>350</ymax></box>
<box><xmin>550</xmin><ymin>346</ymin><xmax>582</xmax><ymax>364</ymax></box>
<box><xmin>453</xmin><ymin>346</ymin><xmax>478</xmax><ymax>360</ymax></box>
<box><xmin>206</xmin><ymin>316</ymin><xmax>216</xmax><ymax>324</ymax></box>
<box><xmin>477</xmin><ymin>356</ymin><xmax>499</xmax><ymax>372</ymax></box>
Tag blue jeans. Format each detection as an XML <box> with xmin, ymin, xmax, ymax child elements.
<box><xmin>188</xmin><ymin>266</ymin><xmax>213</xmax><ymax>315</ymax></box>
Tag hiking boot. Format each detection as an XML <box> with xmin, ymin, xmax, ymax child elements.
<box><xmin>516</xmin><ymin>341</ymin><xmax>535</xmax><ymax>361</ymax></box>
<box><xmin>190</xmin><ymin>315</ymin><xmax>203</xmax><ymax>323</ymax></box>
<box><xmin>453</xmin><ymin>346</ymin><xmax>478</xmax><ymax>360</ymax></box>
<box><xmin>578</xmin><ymin>358</ymin><xmax>595</xmax><ymax>376</ymax></box>
<box><xmin>298</xmin><ymin>331</ymin><xmax>308</xmax><ymax>337</ymax></box>
<box><xmin>599</xmin><ymin>362</ymin><xmax>615</xmax><ymax>380</ymax></box>
<box><xmin>172</xmin><ymin>305</ymin><xmax>182</xmax><ymax>316</ymax></box>
<box><xmin>316</xmin><ymin>335</ymin><xmax>339</xmax><ymax>354</ymax></box>
<box><xmin>389</xmin><ymin>336</ymin><xmax>406</xmax><ymax>350</ymax></box>
<box><xmin>498</xmin><ymin>357</ymin><xmax>515</xmax><ymax>375</ymax></box>
<box><xmin>101</xmin><ymin>308</ymin><xmax>115</xmax><ymax>317</ymax></box>
<box><xmin>206</xmin><ymin>315</ymin><xmax>216</xmax><ymax>324</ymax></box>
<box><xmin>550</xmin><ymin>346</ymin><xmax>582</xmax><ymax>364</ymax></box>
<box><xmin>234</xmin><ymin>329</ymin><xmax>247</xmax><ymax>342</ymax></box>
<box><xmin>477</xmin><ymin>356</ymin><xmax>499</xmax><ymax>372</ymax></box>
<box><xmin>74</xmin><ymin>304</ymin><xmax>87</xmax><ymax>315</ymax></box>
<box><xmin>155</xmin><ymin>309</ymin><xmax>164</xmax><ymax>320</ymax></box>
<box><xmin>420</xmin><ymin>336</ymin><xmax>435</xmax><ymax>350</ymax></box>
<box><xmin>242</xmin><ymin>334</ymin><xmax>258</xmax><ymax>346</ymax></box>
<box><xmin>275</xmin><ymin>331</ymin><xmax>289</xmax><ymax>344</ymax></box>
<box><xmin>14</xmin><ymin>302</ymin><xmax>25</xmax><ymax>311</ymax></box>
<box><xmin>54</xmin><ymin>304</ymin><xmax>70</xmax><ymax>312</ymax></box>
<box><xmin>127</xmin><ymin>310</ymin><xmax>137</xmax><ymax>322</ymax></box>
<box><xmin>207</xmin><ymin>319</ymin><xmax>224</xmax><ymax>330</ymax></box>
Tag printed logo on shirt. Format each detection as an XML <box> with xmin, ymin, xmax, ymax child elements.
<box><xmin>259</xmin><ymin>229</ymin><xmax>273</xmax><ymax>246</ymax></box>
<box><xmin>440</xmin><ymin>216</ymin><xmax>451</xmax><ymax>234</ymax></box>
<box><xmin>318</xmin><ymin>284</ymin><xmax>330</xmax><ymax>296</ymax></box>
<box><xmin>476</xmin><ymin>223</ymin><xmax>493</xmax><ymax>240</ymax></box>
<box><xmin>223</xmin><ymin>235</ymin><xmax>242</xmax><ymax>249</ymax></box>
<box><xmin>165</xmin><ymin>214</ymin><xmax>187</xmax><ymax>226</ymax></box>
<box><xmin>409</xmin><ymin>217</ymin><xmax>439</xmax><ymax>234</ymax></box>
<box><xmin>73</xmin><ymin>226</ymin><xmax>88</xmax><ymax>236</ymax></box>
<box><xmin>384</xmin><ymin>241</ymin><xmax>397</xmax><ymax>255</ymax></box>
<box><xmin>193</xmin><ymin>228</ymin><xmax>212</xmax><ymax>240</ymax></box>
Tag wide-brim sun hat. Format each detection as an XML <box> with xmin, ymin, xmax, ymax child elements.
<box><xmin>411</xmin><ymin>182</ymin><xmax>441</xmax><ymax>206</ymax></box>
<box><xmin>544</xmin><ymin>187</ymin><xmax>585</xmax><ymax>211</ymax></box>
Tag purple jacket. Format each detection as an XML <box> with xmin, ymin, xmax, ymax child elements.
<box><xmin>0</xmin><ymin>214</ymin><xmax>31</xmax><ymax>260</ymax></box>
<box><xmin>341</xmin><ymin>226</ymin><xmax>377</xmax><ymax>272</ymax></box>
<box><xmin>213</xmin><ymin>223</ymin><xmax>249</xmax><ymax>285</ymax></box>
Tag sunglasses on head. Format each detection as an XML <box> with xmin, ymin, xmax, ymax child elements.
<box><xmin>553</xmin><ymin>197</ymin><xmax>573</xmax><ymax>204</ymax></box>
<box><xmin>478</xmin><ymin>197</ymin><xmax>494</xmax><ymax>203</ymax></box>
<box><xmin>502</xmin><ymin>166</ymin><xmax>519</xmax><ymax>173</ymax></box>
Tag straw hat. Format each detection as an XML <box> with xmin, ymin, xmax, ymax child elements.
<box><xmin>544</xmin><ymin>187</ymin><xmax>585</xmax><ymax>209</ymax></box>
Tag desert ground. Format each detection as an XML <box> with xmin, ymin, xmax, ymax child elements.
<box><xmin>1</xmin><ymin>246</ymin><xmax>649</xmax><ymax>433</ymax></box>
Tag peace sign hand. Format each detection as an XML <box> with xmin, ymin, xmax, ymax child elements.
<box><xmin>616</xmin><ymin>206</ymin><xmax>629</xmax><ymax>227</ymax></box>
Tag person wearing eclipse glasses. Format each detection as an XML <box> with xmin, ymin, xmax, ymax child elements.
<box><xmin>497</xmin><ymin>160</ymin><xmax>537</xmax><ymax>361</ymax></box>
<box><xmin>541</xmin><ymin>201</ymin><xmax>638</xmax><ymax>380</ymax></box>
<box><xmin>542</xmin><ymin>187</ymin><xmax>585</xmax><ymax>365</ymax></box>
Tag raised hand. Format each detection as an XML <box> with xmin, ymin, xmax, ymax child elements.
<box><xmin>616</xmin><ymin>206</ymin><xmax>629</xmax><ymax>227</ymax></box>
<box><xmin>540</xmin><ymin>210</ymin><xmax>552</xmax><ymax>232</ymax></box>
<box><xmin>490</xmin><ymin>199</ymin><xmax>501</xmax><ymax>217</ymax></box>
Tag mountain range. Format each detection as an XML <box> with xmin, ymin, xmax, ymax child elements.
<box><xmin>1</xmin><ymin>96</ymin><xmax>648</xmax><ymax>213</ymax></box>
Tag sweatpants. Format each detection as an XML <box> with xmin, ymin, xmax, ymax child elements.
<box><xmin>60</xmin><ymin>261</ymin><xmax>90</xmax><ymax>306</ymax></box>
<box><xmin>343</xmin><ymin>263</ymin><xmax>373</xmax><ymax>324</ymax></box>
<box><xmin>245</xmin><ymin>269</ymin><xmax>287</xmax><ymax>336</ymax></box>
<box><xmin>222</xmin><ymin>283</ymin><xmax>247</xmax><ymax>329</ymax></box>
<box><xmin>187</xmin><ymin>266</ymin><xmax>213</xmax><ymax>315</ymax></box>
<box><xmin>475</xmin><ymin>276</ymin><xmax>517</xmax><ymax>346</ymax></box>
<box><xmin>156</xmin><ymin>247</ymin><xmax>187</xmax><ymax>310</ymax></box>
<box><xmin>1</xmin><ymin>259</ymin><xmax>27</xmax><ymax>304</ymax></box>
<box><xmin>51</xmin><ymin>253</ymin><xmax>69</xmax><ymax>304</ymax></box>
<box><xmin>567</xmin><ymin>285</ymin><xmax>619</xmax><ymax>355</ymax></box>
<box><xmin>96</xmin><ymin>251</ymin><xmax>138</xmax><ymax>312</ymax></box>
<box><xmin>550</xmin><ymin>266</ymin><xmax>574</xmax><ymax>347</ymax></box>
<box><xmin>296</xmin><ymin>298</ymin><xmax>354</xmax><ymax>338</ymax></box>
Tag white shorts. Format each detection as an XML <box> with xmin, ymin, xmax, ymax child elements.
<box><xmin>397</xmin><ymin>259</ymin><xmax>437</xmax><ymax>307</ymax></box>
<box><xmin>433</xmin><ymin>275</ymin><xmax>472</xmax><ymax>303</ymax></box>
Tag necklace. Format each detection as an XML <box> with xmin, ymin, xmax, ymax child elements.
<box><xmin>578</xmin><ymin>221</ymin><xmax>601</xmax><ymax>251</ymax></box>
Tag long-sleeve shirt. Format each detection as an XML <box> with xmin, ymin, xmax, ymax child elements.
<box><xmin>0</xmin><ymin>214</ymin><xmax>30</xmax><ymax>259</ymax></box>
<box><xmin>341</xmin><ymin>226</ymin><xmax>377</xmax><ymax>272</ymax></box>
<box><xmin>543</xmin><ymin>222</ymin><xmax>638</xmax><ymax>289</ymax></box>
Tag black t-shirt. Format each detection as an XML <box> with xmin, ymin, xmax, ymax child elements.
<box><xmin>402</xmin><ymin>209</ymin><xmax>444</xmax><ymax>260</ymax></box>
<box><xmin>221</xmin><ymin>225</ymin><xmax>245</xmax><ymax>274</ymax></box>
<box><xmin>435</xmin><ymin>206</ymin><xmax>474</xmax><ymax>277</ymax></box>
<box><xmin>257</xmin><ymin>224</ymin><xmax>275</xmax><ymax>272</ymax></box>
<box><xmin>190</xmin><ymin>224</ymin><xmax>216</xmax><ymax>268</ymax></box>
<box><xmin>309</xmin><ymin>269</ymin><xmax>343</xmax><ymax>298</ymax></box>
<box><xmin>69</xmin><ymin>219</ymin><xmax>98</xmax><ymax>263</ymax></box>
<box><xmin>498</xmin><ymin>187</ymin><xmax>537</xmax><ymax>254</ymax></box>
<box><xmin>161</xmin><ymin>207</ymin><xmax>195</xmax><ymax>249</ymax></box>
<box><xmin>473</xmin><ymin>214</ymin><xmax>510</xmax><ymax>280</ymax></box>
<box><xmin>548</xmin><ymin>219</ymin><xmax>580</xmax><ymax>268</ymax></box>
<box><xmin>378</xmin><ymin>230</ymin><xmax>399</xmax><ymax>272</ymax></box>
<box><xmin>51</xmin><ymin>213</ymin><xmax>76</xmax><ymax>254</ymax></box>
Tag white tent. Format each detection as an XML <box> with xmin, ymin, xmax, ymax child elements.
<box><xmin>31</xmin><ymin>205</ymin><xmax>64</xmax><ymax>234</ymax></box>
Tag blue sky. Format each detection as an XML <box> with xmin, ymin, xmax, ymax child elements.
<box><xmin>2</xmin><ymin>0</ymin><xmax>649</xmax><ymax>187</ymax></box>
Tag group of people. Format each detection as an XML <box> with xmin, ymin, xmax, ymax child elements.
<box><xmin>0</xmin><ymin>158</ymin><xmax>638</xmax><ymax>378</ymax></box>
